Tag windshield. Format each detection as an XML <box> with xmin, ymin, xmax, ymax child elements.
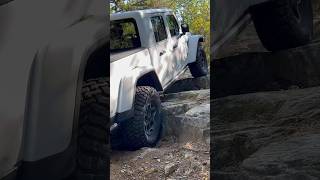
<box><xmin>111</xmin><ymin>18</ymin><xmax>141</xmax><ymax>53</ymax></box>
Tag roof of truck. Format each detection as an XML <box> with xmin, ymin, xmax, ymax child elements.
<box><xmin>111</xmin><ymin>8</ymin><xmax>173</xmax><ymax>20</ymax></box>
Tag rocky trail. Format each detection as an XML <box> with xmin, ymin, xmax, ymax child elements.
<box><xmin>111</xmin><ymin>70</ymin><xmax>210</xmax><ymax>180</ymax></box>
<box><xmin>212</xmin><ymin>4</ymin><xmax>320</xmax><ymax>179</ymax></box>
<box><xmin>212</xmin><ymin>87</ymin><xmax>320</xmax><ymax>179</ymax></box>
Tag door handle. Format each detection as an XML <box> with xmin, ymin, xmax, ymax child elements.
<box><xmin>160</xmin><ymin>50</ymin><xmax>166</xmax><ymax>56</ymax></box>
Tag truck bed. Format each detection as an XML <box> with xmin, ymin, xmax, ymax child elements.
<box><xmin>111</xmin><ymin>48</ymin><xmax>147</xmax><ymax>62</ymax></box>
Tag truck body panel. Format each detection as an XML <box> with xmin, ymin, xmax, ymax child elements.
<box><xmin>0</xmin><ymin>0</ymin><xmax>107</xmax><ymax>178</ymax></box>
<box><xmin>110</xmin><ymin>49</ymin><xmax>153</xmax><ymax>118</ymax></box>
<box><xmin>24</xmin><ymin>18</ymin><xmax>107</xmax><ymax>162</ymax></box>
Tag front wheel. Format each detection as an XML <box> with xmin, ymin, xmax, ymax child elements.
<box><xmin>122</xmin><ymin>86</ymin><xmax>162</xmax><ymax>150</ymax></box>
<box><xmin>76</xmin><ymin>78</ymin><xmax>109</xmax><ymax>179</ymax></box>
<box><xmin>189</xmin><ymin>43</ymin><xmax>209</xmax><ymax>77</ymax></box>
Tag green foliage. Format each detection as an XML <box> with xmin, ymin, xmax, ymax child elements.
<box><xmin>176</xmin><ymin>0</ymin><xmax>210</xmax><ymax>61</ymax></box>
<box><xmin>110</xmin><ymin>0</ymin><xmax>173</xmax><ymax>12</ymax></box>
<box><xmin>110</xmin><ymin>0</ymin><xmax>210</xmax><ymax>61</ymax></box>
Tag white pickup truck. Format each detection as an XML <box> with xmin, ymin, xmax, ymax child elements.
<box><xmin>110</xmin><ymin>9</ymin><xmax>208</xmax><ymax>150</ymax></box>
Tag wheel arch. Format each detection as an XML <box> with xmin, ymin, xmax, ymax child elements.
<box><xmin>20</xmin><ymin>17</ymin><xmax>108</xmax><ymax>180</ymax></box>
<box><xmin>186</xmin><ymin>35</ymin><xmax>204</xmax><ymax>64</ymax></box>
<box><xmin>115</xmin><ymin>67</ymin><xmax>162</xmax><ymax>120</ymax></box>
<box><xmin>136</xmin><ymin>71</ymin><xmax>163</xmax><ymax>91</ymax></box>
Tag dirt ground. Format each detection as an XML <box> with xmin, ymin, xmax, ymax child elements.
<box><xmin>111</xmin><ymin>137</ymin><xmax>209</xmax><ymax>180</ymax></box>
<box><xmin>110</xmin><ymin>70</ymin><xmax>210</xmax><ymax>180</ymax></box>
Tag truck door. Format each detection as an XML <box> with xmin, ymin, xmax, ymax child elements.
<box><xmin>0</xmin><ymin>1</ymin><xmax>24</xmax><ymax>178</ymax></box>
<box><xmin>165</xmin><ymin>14</ymin><xmax>189</xmax><ymax>76</ymax></box>
<box><xmin>149</xmin><ymin>15</ymin><xmax>175</xmax><ymax>87</ymax></box>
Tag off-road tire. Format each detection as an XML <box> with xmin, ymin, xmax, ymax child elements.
<box><xmin>122</xmin><ymin>86</ymin><xmax>162</xmax><ymax>150</ymax></box>
<box><xmin>189</xmin><ymin>43</ymin><xmax>208</xmax><ymax>77</ymax></box>
<box><xmin>77</xmin><ymin>78</ymin><xmax>109</xmax><ymax>180</ymax></box>
<box><xmin>250</xmin><ymin>0</ymin><xmax>313</xmax><ymax>51</ymax></box>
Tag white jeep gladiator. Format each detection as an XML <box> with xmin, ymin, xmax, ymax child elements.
<box><xmin>110</xmin><ymin>9</ymin><xmax>208</xmax><ymax>150</ymax></box>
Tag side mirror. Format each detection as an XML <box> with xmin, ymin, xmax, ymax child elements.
<box><xmin>181</xmin><ymin>23</ymin><xmax>189</xmax><ymax>34</ymax></box>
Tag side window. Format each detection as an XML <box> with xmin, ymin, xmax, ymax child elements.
<box><xmin>166</xmin><ymin>15</ymin><xmax>180</xmax><ymax>36</ymax></box>
<box><xmin>150</xmin><ymin>16</ymin><xmax>167</xmax><ymax>42</ymax></box>
<box><xmin>110</xmin><ymin>18</ymin><xmax>141</xmax><ymax>52</ymax></box>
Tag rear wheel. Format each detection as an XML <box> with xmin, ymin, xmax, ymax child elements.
<box><xmin>189</xmin><ymin>43</ymin><xmax>208</xmax><ymax>77</ymax></box>
<box><xmin>122</xmin><ymin>86</ymin><xmax>162</xmax><ymax>150</ymax></box>
<box><xmin>250</xmin><ymin>0</ymin><xmax>313</xmax><ymax>51</ymax></box>
<box><xmin>76</xmin><ymin>78</ymin><xmax>109</xmax><ymax>180</ymax></box>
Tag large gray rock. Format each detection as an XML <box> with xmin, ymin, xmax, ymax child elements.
<box><xmin>242</xmin><ymin>134</ymin><xmax>320</xmax><ymax>180</ymax></box>
<box><xmin>162</xmin><ymin>89</ymin><xmax>210</xmax><ymax>144</ymax></box>
<box><xmin>213</xmin><ymin>41</ymin><xmax>320</xmax><ymax>98</ymax></box>
<box><xmin>212</xmin><ymin>21</ymin><xmax>267</xmax><ymax>59</ymax></box>
<box><xmin>164</xmin><ymin>69</ymin><xmax>210</xmax><ymax>94</ymax></box>
<box><xmin>179</xmin><ymin>103</ymin><xmax>210</xmax><ymax>144</ymax></box>
<box><xmin>212</xmin><ymin>86</ymin><xmax>320</xmax><ymax>179</ymax></box>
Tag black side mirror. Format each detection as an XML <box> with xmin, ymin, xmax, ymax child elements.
<box><xmin>181</xmin><ymin>23</ymin><xmax>189</xmax><ymax>34</ymax></box>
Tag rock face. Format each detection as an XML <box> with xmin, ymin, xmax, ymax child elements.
<box><xmin>242</xmin><ymin>134</ymin><xmax>320</xmax><ymax>179</ymax></box>
<box><xmin>212</xmin><ymin>87</ymin><xmax>320</xmax><ymax>179</ymax></box>
<box><xmin>164</xmin><ymin>69</ymin><xmax>210</xmax><ymax>94</ymax></box>
<box><xmin>162</xmin><ymin>89</ymin><xmax>210</xmax><ymax>144</ymax></box>
<box><xmin>213</xmin><ymin>41</ymin><xmax>320</xmax><ymax>98</ymax></box>
<box><xmin>182</xmin><ymin>103</ymin><xmax>210</xmax><ymax>143</ymax></box>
